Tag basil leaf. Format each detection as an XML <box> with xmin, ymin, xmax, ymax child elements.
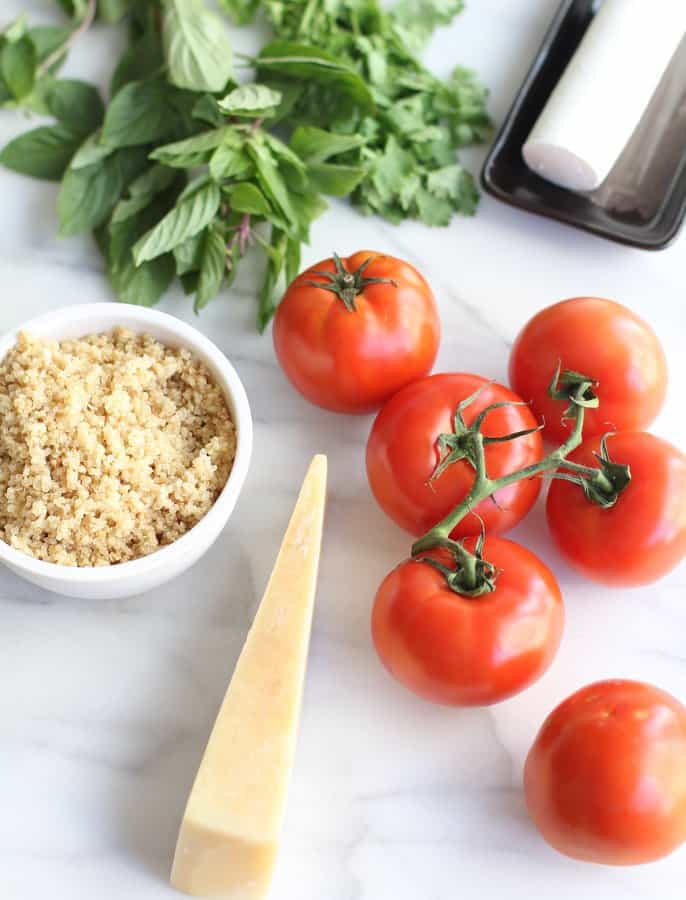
<box><xmin>195</xmin><ymin>225</ymin><xmax>225</xmax><ymax>311</ymax></box>
<box><xmin>177</xmin><ymin>173</ymin><xmax>212</xmax><ymax>202</ymax></box>
<box><xmin>58</xmin><ymin>154</ymin><xmax>124</xmax><ymax>235</ymax></box>
<box><xmin>133</xmin><ymin>180</ymin><xmax>221</xmax><ymax>263</ymax></box>
<box><xmin>110</xmin><ymin>32</ymin><xmax>164</xmax><ymax>96</ymax></box>
<box><xmin>247</xmin><ymin>139</ymin><xmax>298</xmax><ymax>233</ymax></box>
<box><xmin>103</xmin><ymin>79</ymin><xmax>177</xmax><ymax>148</ymax></box>
<box><xmin>256</xmin><ymin>41</ymin><xmax>374</xmax><ymax>113</ymax></box>
<box><xmin>163</xmin><ymin>0</ymin><xmax>234</xmax><ymax>93</ymax></box>
<box><xmin>0</xmin><ymin>124</ymin><xmax>81</xmax><ymax>181</ymax></box>
<box><xmin>284</xmin><ymin>235</ymin><xmax>301</xmax><ymax>286</ymax></box>
<box><xmin>192</xmin><ymin>93</ymin><xmax>225</xmax><ymax>127</ymax></box>
<box><xmin>115</xmin><ymin>253</ymin><xmax>176</xmax><ymax>306</ymax></box>
<box><xmin>105</xmin><ymin>180</ymin><xmax>181</xmax><ymax>306</ymax></box>
<box><xmin>307</xmin><ymin>162</ymin><xmax>366</xmax><ymax>197</ymax></box>
<box><xmin>209</xmin><ymin>143</ymin><xmax>251</xmax><ymax>182</ymax></box>
<box><xmin>257</xmin><ymin>227</ymin><xmax>287</xmax><ymax>332</ymax></box>
<box><xmin>290</xmin><ymin>126</ymin><xmax>364</xmax><ymax>164</ymax></box>
<box><xmin>128</xmin><ymin>164</ymin><xmax>180</xmax><ymax>198</ymax></box>
<box><xmin>1</xmin><ymin>34</ymin><xmax>36</xmax><ymax>100</ymax></box>
<box><xmin>150</xmin><ymin>128</ymin><xmax>231</xmax><ymax>168</ymax></box>
<box><xmin>70</xmin><ymin>130</ymin><xmax>115</xmax><ymax>169</ymax></box>
<box><xmin>111</xmin><ymin>165</ymin><xmax>183</xmax><ymax>224</ymax></box>
<box><xmin>264</xmin><ymin>133</ymin><xmax>307</xmax><ymax>191</ymax></box>
<box><xmin>173</xmin><ymin>231</ymin><xmax>205</xmax><ymax>274</ymax></box>
<box><xmin>218</xmin><ymin>84</ymin><xmax>281</xmax><ymax>118</ymax></box>
<box><xmin>44</xmin><ymin>79</ymin><xmax>104</xmax><ymax>134</ymax></box>
<box><xmin>180</xmin><ymin>271</ymin><xmax>199</xmax><ymax>295</ymax></box>
<box><xmin>224</xmin><ymin>182</ymin><xmax>270</xmax><ymax>216</ymax></box>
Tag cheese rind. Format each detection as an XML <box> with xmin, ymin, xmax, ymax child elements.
<box><xmin>171</xmin><ymin>455</ymin><xmax>327</xmax><ymax>899</ymax></box>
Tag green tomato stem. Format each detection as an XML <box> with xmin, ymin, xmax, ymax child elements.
<box><xmin>411</xmin><ymin>404</ymin><xmax>587</xmax><ymax>557</ymax></box>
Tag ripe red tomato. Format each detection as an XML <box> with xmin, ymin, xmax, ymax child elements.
<box><xmin>273</xmin><ymin>251</ymin><xmax>440</xmax><ymax>413</ymax></box>
<box><xmin>509</xmin><ymin>297</ymin><xmax>667</xmax><ymax>443</ymax></box>
<box><xmin>372</xmin><ymin>537</ymin><xmax>564</xmax><ymax>706</ymax></box>
<box><xmin>366</xmin><ymin>373</ymin><xmax>544</xmax><ymax>538</ymax></box>
<box><xmin>525</xmin><ymin>679</ymin><xmax>686</xmax><ymax>865</ymax></box>
<box><xmin>546</xmin><ymin>431</ymin><xmax>686</xmax><ymax>586</ymax></box>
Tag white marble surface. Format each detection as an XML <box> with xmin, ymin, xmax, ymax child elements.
<box><xmin>1</xmin><ymin>2</ymin><xmax>685</xmax><ymax>898</ymax></box>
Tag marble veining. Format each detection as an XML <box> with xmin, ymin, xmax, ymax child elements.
<box><xmin>0</xmin><ymin>1</ymin><xmax>685</xmax><ymax>898</ymax></box>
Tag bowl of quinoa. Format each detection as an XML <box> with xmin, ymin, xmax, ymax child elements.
<box><xmin>0</xmin><ymin>304</ymin><xmax>252</xmax><ymax>599</ymax></box>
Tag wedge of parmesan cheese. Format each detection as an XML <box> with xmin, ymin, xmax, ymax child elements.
<box><xmin>171</xmin><ymin>455</ymin><xmax>327</xmax><ymax>899</ymax></box>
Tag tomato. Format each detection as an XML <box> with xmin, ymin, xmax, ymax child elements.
<box><xmin>509</xmin><ymin>297</ymin><xmax>667</xmax><ymax>443</ymax></box>
<box><xmin>546</xmin><ymin>431</ymin><xmax>686</xmax><ymax>586</ymax></box>
<box><xmin>366</xmin><ymin>373</ymin><xmax>544</xmax><ymax>538</ymax></box>
<box><xmin>525</xmin><ymin>679</ymin><xmax>686</xmax><ymax>865</ymax></box>
<box><xmin>273</xmin><ymin>251</ymin><xmax>440</xmax><ymax>413</ymax></box>
<box><xmin>372</xmin><ymin>537</ymin><xmax>564</xmax><ymax>706</ymax></box>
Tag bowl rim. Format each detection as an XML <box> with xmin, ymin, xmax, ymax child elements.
<box><xmin>0</xmin><ymin>303</ymin><xmax>253</xmax><ymax>583</ymax></box>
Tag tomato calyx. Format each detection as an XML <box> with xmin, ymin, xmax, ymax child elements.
<box><xmin>305</xmin><ymin>253</ymin><xmax>398</xmax><ymax>312</ymax></box>
<box><xmin>547</xmin><ymin>364</ymin><xmax>599</xmax><ymax>418</ymax></box>
<box><xmin>430</xmin><ymin>382</ymin><xmax>543</xmax><ymax>482</ymax></box>
<box><xmin>552</xmin><ymin>433</ymin><xmax>632</xmax><ymax>509</ymax></box>
<box><xmin>412</xmin><ymin>366</ymin><xmax>593</xmax><ymax>558</ymax></box>
<box><xmin>416</xmin><ymin>530</ymin><xmax>499</xmax><ymax>598</ymax></box>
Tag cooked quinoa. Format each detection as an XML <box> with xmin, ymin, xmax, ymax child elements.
<box><xmin>0</xmin><ymin>329</ymin><xmax>236</xmax><ymax>567</ymax></box>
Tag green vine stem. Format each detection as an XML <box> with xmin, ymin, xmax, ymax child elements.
<box><xmin>36</xmin><ymin>0</ymin><xmax>97</xmax><ymax>78</ymax></box>
<box><xmin>411</xmin><ymin>366</ymin><xmax>630</xmax><ymax>559</ymax></box>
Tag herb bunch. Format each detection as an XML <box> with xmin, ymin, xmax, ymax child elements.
<box><xmin>236</xmin><ymin>0</ymin><xmax>491</xmax><ymax>225</ymax></box>
<box><xmin>0</xmin><ymin>0</ymin><xmax>489</xmax><ymax>327</ymax></box>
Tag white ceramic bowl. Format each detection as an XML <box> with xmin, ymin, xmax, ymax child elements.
<box><xmin>0</xmin><ymin>304</ymin><xmax>253</xmax><ymax>599</ymax></box>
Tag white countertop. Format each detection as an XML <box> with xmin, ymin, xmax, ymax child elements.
<box><xmin>1</xmin><ymin>2</ymin><xmax>685</xmax><ymax>898</ymax></box>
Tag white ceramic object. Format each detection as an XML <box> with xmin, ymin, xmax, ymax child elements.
<box><xmin>0</xmin><ymin>303</ymin><xmax>253</xmax><ymax>600</ymax></box>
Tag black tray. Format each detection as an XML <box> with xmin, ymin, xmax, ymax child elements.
<box><xmin>481</xmin><ymin>0</ymin><xmax>686</xmax><ymax>249</ymax></box>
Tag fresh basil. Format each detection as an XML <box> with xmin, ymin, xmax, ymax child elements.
<box><xmin>290</xmin><ymin>126</ymin><xmax>365</xmax><ymax>164</ymax></box>
<box><xmin>209</xmin><ymin>142</ymin><xmax>252</xmax><ymax>182</ymax></box>
<box><xmin>1</xmin><ymin>34</ymin><xmax>36</xmax><ymax>100</ymax></box>
<box><xmin>256</xmin><ymin>41</ymin><xmax>374</xmax><ymax>113</ymax></box>
<box><xmin>218</xmin><ymin>84</ymin><xmax>281</xmax><ymax>117</ymax></box>
<box><xmin>110</xmin><ymin>32</ymin><xmax>164</xmax><ymax>96</ymax></box>
<box><xmin>103</xmin><ymin>79</ymin><xmax>177</xmax><ymax>148</ymax></box>
<box><xmin>163</xmin><ymin>0</ymin><xmax>233</xmax><ymax>93</ymax></box>
<box><xmin>133</xmin><ymin>180</ymin><xmax>221</xmax><ymax>263</ymax></box>
<box><xmin>44</xmin><ymin>79</ymin><xmax>104</xmax><ymax>134</ymax></box>
<box><xmin>0</xmin><ymin>124</ymin><xmax>81</xmax><ymax>181</ymax></box>
<box><xmin>307</xmin><ymin>162</ymin><xmax>366</xmax><ymax>197</ymax></box>
<box><xmin>224</xmin><ymin>182</ymin><xmax>271</xmax><ymax>216</ymax></box>
<box><xmin>150</xmin><ymin>128</ymin><xmax>232</xmax><ymax>168</ymax></box>
<box><xmin>195</xmin><ymin>225</ymin><xmax>226</xmax><ymax>311</ymax></box>
<box><xmin>69</xmin><ymin>130</ymin><xmax>115</xmax><ymax>169</ymax></box>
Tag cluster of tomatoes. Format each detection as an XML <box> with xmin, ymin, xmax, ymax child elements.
<box><xmin>273</xmin><ymin>251</ymin><xmax>686</xmax><ymax>866</ymax></box>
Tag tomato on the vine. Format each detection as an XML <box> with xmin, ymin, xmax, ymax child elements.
<box><xmin>509</xmin><ymin>297</ymin><xmax>667</xmax><ymax>442</ymax></box>
<box><xmin>546</xmin><ymin>431</ymin><xmax>686</xmax><ymax>586</ymax></box>
<box><xmin>273</xmin><ymin>251</ymin><xmax>440</xmax><ymax>413</ymax></box>
<box><xmin>372</xmin><ymin>537</ymin><xmax>564</xmax><ymax>706</ymax></box>
<box><xmin>525</xmin><ymin>680</ymin><xmax>686</xmax><ymax>865</ymax></box>
<box><xmin>366</xmin><ymin>373</ymin><xmax>544</xmax><ymax>538</ymax></box>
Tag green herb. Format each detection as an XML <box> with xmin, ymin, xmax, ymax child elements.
<box><xmin>248</xmin><ymin>0</ymin><xmax>491</xmax><ymax>227</ymax></box>
<box><xmin>0</xmin><ymin>0</ymin><xmax>488</xmax><ymax>327</ymax></box>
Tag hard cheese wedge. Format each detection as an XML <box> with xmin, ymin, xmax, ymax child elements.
<box><xmin>171</xmin><ymin>455</ymin><xmax>327</xmax><ymax>899</ymax></box>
